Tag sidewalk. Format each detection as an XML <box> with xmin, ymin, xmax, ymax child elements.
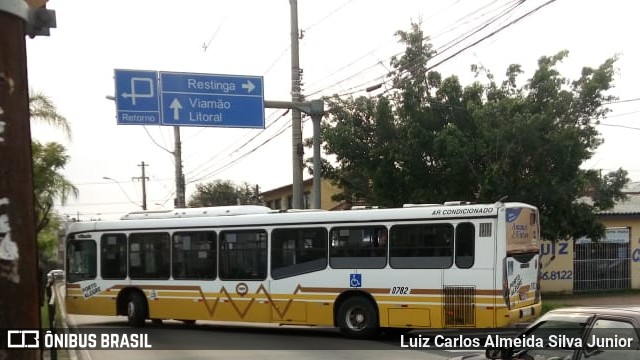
<box><xmin>543</xmin><ymin>290</ymin><xmax>640</xmax><ymax>306</ymax></box>
<box><xmin>43</xmin><ymin>282</ymin><xmax>78</xmax><ymax>360</ymax></box>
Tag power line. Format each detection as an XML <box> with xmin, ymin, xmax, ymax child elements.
<box><xmin>368</xmin><ymin>0</ymin><xmax>558</xmax><ymax>98</ymax></box>
<box><xmin>606</xmin><ymin>97</ymin><xmax>640</xmax><ymax>105</ymax></box>
<box><xmin>189</xmin><ymin>120</ymin><xmax>294</xmax><ymax>184</ymax></box>
<box><xmin>142</xmin><ymin>125</ymin><xmax>173</xmax><ymax>155</ymax></box>
<box><xmin>179</xmin><ymin>0</ymin><xmax>532</xmax><ymax>184</ymax></box>
<box><xmin>184</xmin><ymin>109</ymin><xmax>288</xmax><ymax>180</ymax></box>
<box><xmin>302</xmin><ymin>0</ymin><xmax>356</xmax><ymax>33</ymax></box>
<box><xmin>188</xmin><ymin>1</ymin><xmax>536</xmax><ymax>180</ymax></box>
<box><xmin>305</xmin><ymin>0</ymin><xmax>527</xmax><ymax>98</ymax></box>
<box><xmin>175</xmin><ymin>1</ymin><xmax>554</xmax><ymax>187</ymax></box>
<box><xmin>263</xmin><ymin>0</ymin><xmax>357</xmax><ymax>75</ymax></box>
<box><xmin>203</xmin><ymin>19</ymin><xmax>226</xmax><ymax>52</ymax></box>
<box><xmin>186</xmin><ymin>110</ymin><xmax>292</xmax><ymax>184</ymax></box>
<box><xmin>602</xmin><ymin>110</ymin><xmax>640</xmax><ymax>119</ymax></box>
<box><xmin>597</xmin><ymin>123</ymin><xmax>640</xmax><ymax>131</ymax></box>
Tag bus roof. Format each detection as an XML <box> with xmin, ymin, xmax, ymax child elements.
<box><xmin>66</xmin><ymin>202</ymin><xmax>536</xmax><ymax>235</ymax></box>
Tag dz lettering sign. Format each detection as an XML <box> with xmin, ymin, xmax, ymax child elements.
<box><xmin>114</xmin><ymin>69</ymin><xmax>265</xmax><ymax>129</ymax></box>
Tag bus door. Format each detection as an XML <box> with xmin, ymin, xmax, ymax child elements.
<box><xmin>442</xmin><ymin>222</ymin><xmax>482</xmax><ymax>328</ymax></box>
<box><xmin>217</xmin><ymin>229</ymin><xmax>271</xmax><ymax>323</ymax></box>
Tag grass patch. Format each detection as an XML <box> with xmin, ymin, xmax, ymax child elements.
<box><xmin>543</xmin><ymin>288</ymin><xmax>640</xmax><ymax>299</ymax></box>
<box><xmin>40</xmin><ymin>299</ymin><xmax>50</xmax><ymax>328</ymax></box>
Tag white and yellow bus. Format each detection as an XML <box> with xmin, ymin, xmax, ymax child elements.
<box><xmin>64</xmin><ymin>201</ymin><xmax>541</xmax><ymax>338</ymax></box>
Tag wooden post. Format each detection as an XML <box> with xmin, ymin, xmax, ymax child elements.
<box><xmin>0</xmin><ymin>2</ymin><xmax>41</xmax><ymax>359</ymax></box>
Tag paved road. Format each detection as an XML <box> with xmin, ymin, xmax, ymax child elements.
<box><xmin>53</xmin><ymin>284</ymin><xmax>500</xmax><ymax>360</ymax></box>
<box><xmin>67</xmin><ymin>314</ymin><xmax>467</xmax><ymax>360</ymax></box>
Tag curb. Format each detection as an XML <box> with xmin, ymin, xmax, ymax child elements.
<box><xmin>52</xmin><ymin>282</ymin><xmax>91</xmax><ymax>360</ymax></box>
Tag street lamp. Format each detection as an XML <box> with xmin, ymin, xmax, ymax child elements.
<box><xmin>102</xmin><ymin>176</ymin><xmax>144</xmax><ymax>210</ymax></box>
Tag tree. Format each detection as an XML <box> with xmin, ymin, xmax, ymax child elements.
<box><xmin>31</xmin><ymin>141</ymin><xmax>78</xmax><ymax>236</ymax></box>
<box><xmin>29</xmin><ymin>90</ymin><xmax>75</xmax><ymax>259</ymax></box>
<box><xmin>188</xmin><ymin>180</ymin><xmax>260</xmax><ymax>207</ymax></box>
<box><xmin>29</xmin><ymin>89</ymin><xmax>72</xmax><ymax>139</ymax></box>
<box><xmin>315</xmin><ymin>22</ymin><xmax>628</xmax><ymax>241</ymax></box>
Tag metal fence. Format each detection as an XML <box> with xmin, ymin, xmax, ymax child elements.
<box><xmin>573</xmin><ymin>242</ymin><xmax>631</xmax><ymax>292</ymax></box>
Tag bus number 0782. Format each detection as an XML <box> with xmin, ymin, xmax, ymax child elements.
<box><xmin>391</xmin><ymin>286</ymin><xmax>409</xmax><ymax>295</ymax></box>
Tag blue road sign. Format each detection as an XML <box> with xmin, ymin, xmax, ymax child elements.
<box><xmin>159</xmin><ymin>72</ymin><xmax>265</xmax><ymax>128</ymax></box>
<box><xmin>114</xmin><ymin>69</ymin><xmax>160</xmax><ymax>125</ymax></box>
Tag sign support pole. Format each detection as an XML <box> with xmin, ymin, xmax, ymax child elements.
<box><xmin>265</xmin><ymin>100</ymin><xmax>324</xmax><ymax>209</ymax></box>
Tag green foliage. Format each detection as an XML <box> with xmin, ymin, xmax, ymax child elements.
<box><xmin>37</xmin><ymin>213</ymin><xmax>61</xmax><ymax>261</ymax></box>
<box><xmin>29</xmin><ymin>89</ymin><xmax>72</xmax><ymax>140</ymax></box>
<box><xmin>314</xmin><ymin>22</ymin><xmax>628</xmax><ymax>241</ymax></box>
<box><xmin>32</xmin><ymin>141</ymin><xmax>78</xmax><ymax>239</ymax></box>
<box><xmin>29</xmin><ymin>89</ymin><xmax>75</xmax><ymax>260</ymax></box>
<box><xmin>188</xmin><ymin>180</ymin><xmax>260</xmax><ymax>207</ymax></box>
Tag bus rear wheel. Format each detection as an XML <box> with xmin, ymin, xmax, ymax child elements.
<box><xmin>337</xmin><ymin>296</ymin><xmax>378</xmax><ymax>339</ymax></box>
<box><xmin>127</xmin><ymin>292</ymin><xmax>148</xmax><ymax>327</ymax></box>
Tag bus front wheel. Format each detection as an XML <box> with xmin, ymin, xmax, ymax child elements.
<box><xmin>127</xmin><ymin>292</ymin><xmax>148</xmax><ymax>327</ymax></box>
<box><xmin>337</xmin><ymin>296</ymin><xmax>378</xmax><ymax>339</ymax></box>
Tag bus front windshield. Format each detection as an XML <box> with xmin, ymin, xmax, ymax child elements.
<box><xmin>66</xmin><ymin>239</ymin><xmax>97</xmax><ymax>283</ymax></box>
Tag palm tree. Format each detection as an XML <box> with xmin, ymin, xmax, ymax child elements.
<box><xmin>29</xmin><ymin>89</ymin><xmax>72</xmax><ymax>140</ymax></box>
<box><xmin>29</xmin><ymin>89</ymin><xmax>77</xmax><ymax>238</ymax></box>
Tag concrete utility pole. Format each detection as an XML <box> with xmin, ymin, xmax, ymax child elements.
<box><xmin>0</xmin><ymin>1</ymin><xmax>55</xmax><ymax>359</ymax></box>
<box><xmin>173</xmin><ymin>127</ymin><xmax>186</xmax><ymax>208</ymax></box>
<box><xmin>133</xmin><ymin>161</ymin><xmax>149</xmax><ymax>210</ymax></box>
<box><xmin>289</xmin><ymin>0</ymin><xmax>304</xmax><ymax>209</ymax></box>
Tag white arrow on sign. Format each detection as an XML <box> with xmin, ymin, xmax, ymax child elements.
<box><xmin>169</xmin><ymin>98</ymin><xmax>182</xmax><ymax>120</ymax></box>
<box><xmin>122</xmin><ymin>77</ymin><xmax>155</xmax><ymax>105</ymax></box>
<box><xmin>242</xmin><ymin>80</ymin><xmax>255</xmax><ymax>93</ymax></box>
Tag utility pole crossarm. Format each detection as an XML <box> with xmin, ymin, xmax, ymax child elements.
<box><xmin>264</xmin><ymin>99</ymin><xmax>324</xmax><ymax>116</ymax></box>
<box><xmin>264</xmin><ymin>99</ymin><xmax>325</xmax><ymax>210</ymax></box>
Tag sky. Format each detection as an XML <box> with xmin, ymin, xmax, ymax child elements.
<box><xmin>25</xmin><ymin>0</ymin><xmax>640</xmax><ymax>221</ymax></box>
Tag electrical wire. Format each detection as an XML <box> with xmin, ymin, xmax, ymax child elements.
<box><xmin>186</xmin><ymin>110</ymin><xmax>292</xmax><ymax>184</ymax></box>
<box><xmin>183</xmin><ymin>109</ymin><xmax>288</xmax><ymax>180</ymax></box>
<box><xmin>186</xmin><ymin>1</ymin><xmax>529</xmax><ymax>182</ymax></box>
<box><xmin>332</xmin><ymin>0</ymin><xmax>557</xmax><ymax>98</ymax></box>
<box><xmin>303</xmin><ymin>0</ymin><xmax>516</xmax><ymax>93</ymax></box>
<box><xmin>183</xmin><ymin>0</ymin><xmax>556</xmax><ymax>186</ymax></box>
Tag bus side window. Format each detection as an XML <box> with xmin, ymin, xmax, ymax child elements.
<box><xmin>389</xmin><ymin>223</ymin><xmax>454</xmax><ymax>269</ymax></box>
<box><xmin>219</xmin><ymin>230</ymin><xmax>267</xmax><ymax>281</ymax></box>
<box><xmin>129</xmin><ymin>232</ymin><xmax>170</xmax><ymax>280</ymax></box>
<box><xmin>172</xmin><ymin>231</ymin><xmax>216</xmax><ymax>280</ymax></box>
<box><xmin>455</xmin><ymin>222</ymin><xmax>475</xmax><ymax>269</ymax></box>
<box><xmin>101</xmin><ymin>234</ymin><xmax>127</xmax><ymax>279</ymax></box>
<box><xmin>271</xmin><ymin>228</ymin><xmax>327</xmax><ymax>280</ymax></box>
<box><xmin>329</xmin><ymin>226</ymin><xmax>387</xmax><ymax>269</ymax></box>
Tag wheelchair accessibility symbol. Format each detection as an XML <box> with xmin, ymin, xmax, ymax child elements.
<box><xmin>350</xmin><ymin>274</ymin><xmax>362</xmax><ymax>288</ymax></box>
